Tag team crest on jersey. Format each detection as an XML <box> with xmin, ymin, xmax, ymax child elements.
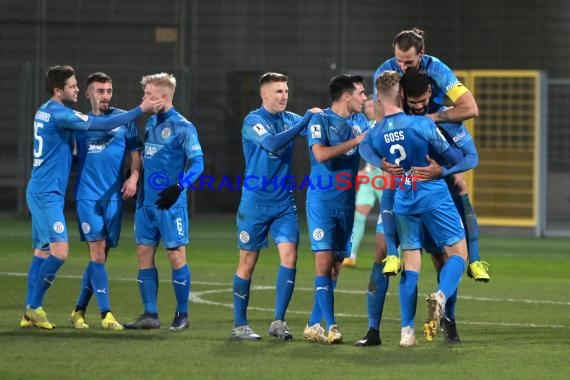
<box><xmin>351</xmin><ymin>125</ymin><xmax>362</xmax><ymax>136</ymax></box>
<box><xmin>239</xmin><ymin>231</ymin><xmax>250</xmax><ymax>244</ymax></box>
<box><xmin>312</xmin><ymin>228</ymin><xmax>324</xmax><ymax>241</ymax></box>
<box><xmin>81</xmin><ymin>223</ymin><xmax>91</xmax><ymax>234</ymax></box>
<box><xmin>53</xmin><ymin>222</ymin><xmax>65</xmax><ymax>234</ymax></box>
<box><xmin>252</xmin><ymin>123</ymin><xmax>268</xmax><ymax>136</ymax></box>
<box><xmin>310</xmin><ymin>125</ymin><xmax>321</xmax><ymax>139</ymax></box>
<box><xmin>161</xmin><ymin>128</ymin><xmax>171</xmax><ymax>139</ymax></box>
<box><xmin>73</xmin><ymin>111</ymin><xmax>89</xmax><ymax>122</ymax></box>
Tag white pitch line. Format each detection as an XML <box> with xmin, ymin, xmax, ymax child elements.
<box><xmin>2</xmin><ymin>271</ymin><xmax>569</xmax><ymax>329</ymax></box>
<box><xmin>2</xmin><ymin>271</ymin><xmax>568</xmax><ymax>306</ymax></box>
<box><xmin>189</xmin><ymin>287</ymin><xmax>567</xmax><ymax>329</ymax></box>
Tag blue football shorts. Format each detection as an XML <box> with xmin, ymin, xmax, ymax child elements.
<box><xmin>76</xmin><ymin>199</ymin><xmax>122</xmax><ymax>247</ymax></box>
<box><xmin>396</xmin><ymin>199</ymin><xmax>465</xmax><ymax>251</ymax></box>
<box><xmin>306</xmin><ymin>203</ymin><xmax>354</xmax><ymax>258</ymax></box>
<box><xmin>26</xmin><ymin>191</ymin><xmax>68</xmax><ymax>249</ymax></box>
<box><xmin>135</xmin><ymin>204</ymin><xmax>189</xmax><ymax>249</ymax></box>
<box><xmin>236</xmin><ymin>200</ymin><xmax>299</xmax><ymax>251</ymax></box>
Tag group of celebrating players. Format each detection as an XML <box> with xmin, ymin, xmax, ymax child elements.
<box><xmin>22</xmin><ymin>27</ymin><xmax>490</xmax><ymax>347</ymax></box>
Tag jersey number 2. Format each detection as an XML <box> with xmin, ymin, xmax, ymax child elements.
<box><xmin>389</xmin><ymin>144</ymin><xmax>407</xmax><ymax>165</ymax></box>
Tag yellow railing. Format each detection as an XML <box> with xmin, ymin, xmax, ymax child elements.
<box><xmin>454</xmin><ymin>70</ymin><xmax>544</xmax><ymax>227</ymax></box>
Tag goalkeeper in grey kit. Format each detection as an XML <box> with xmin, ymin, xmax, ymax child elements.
<box><xmin>124</xmin><ymin>72</ymin><xmax>204</xmax><ymax>331</ymax></box>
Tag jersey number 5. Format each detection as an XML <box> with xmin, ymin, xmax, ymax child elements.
<box><xmin>33</xmin><ymin>122</ymin><xmax>44</xmax><ymax>158</ymax></box>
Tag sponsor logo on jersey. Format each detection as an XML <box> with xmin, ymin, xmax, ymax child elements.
<box><xmin>191</xmin><ymin>144</ymin><xmax>201</xmax><ymax>151</ymax></box>
<box><xmin>87</xmin><ymin>143</ymin><xmax>106</xmax><ymax>153</ymax></box>
<box><xmin>310</xmin><ymin>124</ymin><xmax>321</xmax><ymax>139</ymax></box>
<box><xmin>252</xmin><ymin>123</ymin><xmax>268</xmax><ymax>136</ymax></box>
<box><xmin>73</xmin><ymin>111</ymin><xmax>89</xmax><ymax>122</ymax></box>
<box><xmin>312</xmin><ymin>228</ymin><xmax>324</xmax><ymax>241</ymax></box>
<box><xmin>144</xmin><ymin>143</ymin><xmax>163</xmax><ymax>158</ymax></box>
<box><xmin>453</xmin><ymin>129</ymin><xmax>466</xmax><ymax>143</ymax></box>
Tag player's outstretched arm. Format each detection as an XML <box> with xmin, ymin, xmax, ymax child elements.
<box><xmin>87</xmin><ymin>97</ymin><xmax>164</xmax><ymax>131</ymax></box>
<box><xmin>441</xmin><ymin>140</ymin><xmax>479</xmax><ymax>177</ymax></box>
<box><xmin>260</xmin><ymin>108</ymin><xmax>321</xmax><ymax>152</ymax></box>
<box><xmin>359</xmin><ymin>134</ymin><xmax>382</xmax><ymax>168</ymax></box>
<box><xmin>428</xmin><ymin>91</ymin><xmax>479</xmax><ymax>123</ymax></box>
<box><xmin>312</xmin><ymin>131</ymin><xmax>368</xmax><ymax>163</ymax></box>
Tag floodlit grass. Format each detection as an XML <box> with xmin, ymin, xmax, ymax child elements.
<box><xmin>0</xmin><ymin>217</ymin><xmax>569</xmax><ymax>379</ymax></box>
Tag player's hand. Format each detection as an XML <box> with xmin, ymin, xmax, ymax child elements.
<box><xmin>411</xmin><ymin>155</ymin><xmax>442</xmax><ymax>181</ymax></box>
<box><xmin>381</xmin><ymin>158</ymin><xmax>404</xmax><ymax>175</ymax></box>
<box><xmin>354</xmin><ymin>130</ymin><xmax>368</xmax><ymax>144</ymax></box>
<box><xmin>155</xmin><ymin>184</ymin><xmax>183</xmax><ymax>210</ymax></box>
<box><xmin>140</xmin><ymin>97</ymin><xmax>166</xmax><ymax>113</ymax></box>
<box><xmin>121</xmin><ymin>176</ymin><xmax>138</xmax><ymax>200</ymax></box>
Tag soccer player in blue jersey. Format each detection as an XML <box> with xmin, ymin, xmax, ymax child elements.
<box><xmin>232</xmin><ymin>72</ymin><xmax>321</xmax><ymax>341</ymax></box>
<box><xmin>22</xmin><ymin>65</ymin><xmax>162</xmax><ymax>329</ymax></box>
<box><xmin>402</xmin><ymin>69</ymin><xmax>484</xmax><ymax>343</ymax></box>
<box><xmin>69</xmin><ymin>72</ymin><xmax>143</xmax><ymax>331</ymax></box>
<box><xmin>124</xmin><ymin>73</ymin><xmax>204</xmax><ymax>332</ymax></box>
<box><xmin>343</xmin><ymin>98</ymin><xmax>383</xmax><ymax>268</ymax></box>
<box><xmin>373</xmin><ymin>27</ymin><xmax>489</xmax><ymax>281</ymax></box>
<box><xmin>403</xmin><ymin>69</ymin><xmax>489</xmax><ymax>283</ymax></box>
<box><xmin>373</xmin><ymin>27</ymin><xmax>478</xmax><ymax>123</ymax></box>
<box><xmin>363</xmin><ymin>71</ymin><xmax>467</xmax><ymax>346</ymax></box>
<box><xmin>303</xmin><ymin>74</ymin><xmax>369</xmax><ymax>344</ymax></box>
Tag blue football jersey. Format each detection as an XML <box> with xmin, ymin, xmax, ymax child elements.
<box><xmin>27</xmin><ymin>100</ymin><xmax>96</xmax><ymax>194</ymax></box>
<box><xmin>306</xmin><ymin>109</ymin><xmax>369</xmax><ymax>207</ymax></box>
<box><xmin>373</xmin><ymin>54</ymin><xmax>468</xmax><ymax>108</ymax></box>
<box><xmin>240</xmin><ymin>106</ymin><xmax>303</xmax><ymax>206</ymax></box>
<box><xmin>74</xmin><ymin>107</ymin><xmax>142</xmax><ymax>201</ymax></box>
<box><xmin>140</xmin><ymin>108</ymin><xmax>203</xmax><ymax>207</ymax></box>
<box><xmin>370</xmin><ymin>112</ymin><xmax>451</xmax><ymax>214</ymax></box>
<box><xmin>411</xmin><ymin>104</ymin><xmax>474</xmax><ymax>169</ymax></box>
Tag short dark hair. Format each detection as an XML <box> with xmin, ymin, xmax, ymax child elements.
<box><xmin>45</xmin><ymin>65</ymin><xmax>75</xmax><ymax>96</ymax></box>
<box><xmin>400</xmin><ymin>69</ymin><xmax>430</xmax><ymax>99</ymax></box>
<box><xmin>329</xmin><ymin>74</ymin><xmax>364</xmax><ymax>101</ymax></box>
<box><xmin>259</xmin><ymin>72</ymin><xmax>288</xmax><ymax>87</ymax></box>
<box><xmin>393</xmin><ymin>27</ymin><xmax>425</xmax><ymax>53</ymax></box>
<box><xmin>87</xmin><ymin>72</ymin><xmax>112</xmax><ymax>86</ymax></box>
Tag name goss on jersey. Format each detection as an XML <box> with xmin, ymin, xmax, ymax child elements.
<box><xmin>384</xmin><ymin>131</ymin><xmax>405</xmax><ymax>143</ymax></box>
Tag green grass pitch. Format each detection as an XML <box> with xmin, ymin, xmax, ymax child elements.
<box><xmin>0</xmin><ymin>217</ymin><xmax>569</xmax><ymax>379</ymax></box>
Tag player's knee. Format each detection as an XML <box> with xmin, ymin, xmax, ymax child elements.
<box><xmin>280</xmin><ymin>252</ymin><xmax>298</xmax><ymax>268</ymax></box>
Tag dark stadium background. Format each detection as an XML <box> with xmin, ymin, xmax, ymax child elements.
<box><xmin>1</xmin><ymin>0</ymin><xmax>568</xmax><ymax>233</ymax></box>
